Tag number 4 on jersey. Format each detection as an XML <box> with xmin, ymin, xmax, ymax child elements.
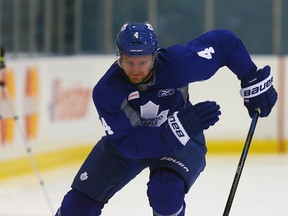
<box><xmin>197</xmin><ymin>47</ymin><xmax>215</xmax><ymax>59</ymax></box>
<box><xmin>101</xmin><ymin>117</ymin><xmax>114</xmax><ymax>135</ymax></box>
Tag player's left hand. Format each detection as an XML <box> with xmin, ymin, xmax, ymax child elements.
<box><xmin>163</xmin><ymin>101</ymin><xmax>221</xmax><ymax>150</ymax></box>
<box><xmin>240</xmin><ymin>65</ymin><xmax>278</xmax><ymax>118</ymax></box>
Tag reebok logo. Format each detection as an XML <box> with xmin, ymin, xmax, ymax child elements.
<box><xmin>158</xmin><ymin>89</ymin><xmax>175</xmax><ymax>97</ymax></box>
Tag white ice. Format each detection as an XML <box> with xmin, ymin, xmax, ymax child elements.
<box><xmin>0</xmin><ymin>154</ymin><xmax>287</xmax><ymax>216</ymax></box>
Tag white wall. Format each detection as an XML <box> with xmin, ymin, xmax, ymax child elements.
<box><xmin>0</xmin><ymin>55</ymin><xmax>286</xmax><ymax>161</ymax></box>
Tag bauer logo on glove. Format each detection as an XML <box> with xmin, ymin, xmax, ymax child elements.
<box><xmin>167</xmin><ymin>111</ymin><xmax>190</xmax><ymax>146</ymax></box>
<box><xmin>163</xmin><ymin>101</ymin><xmax>221</xmax><ymax>149</ymax></box>
<box><xmin>240</xmin><ymin>74</ymin><xmax>273</xmax><ymax>98</ymax></box>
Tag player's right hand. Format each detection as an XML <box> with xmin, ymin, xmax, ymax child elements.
<box><xmin>240</xmin><ymin>65</ymin><xmax>278</xmax><ymax>118</ymax></box>
<box><xmin>163</xmin><ymin>101</ymin><xmax>221</xmax><ymax>149</ymax></box>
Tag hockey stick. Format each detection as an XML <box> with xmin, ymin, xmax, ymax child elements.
<box><xmin>222</xmin><ymin>110</ymin><xmax>260</xmax><ymax>216</ymax></box>
<box><xmin>0</xmin><ymin>47</ymin><xmax>54</xmax><ymax>215</ymax></box>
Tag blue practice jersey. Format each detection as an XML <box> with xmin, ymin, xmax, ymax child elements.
<box><xmin>92</xmin><ymin>29</ymin><xmax>257</xmax><ymax>159</ymax></box>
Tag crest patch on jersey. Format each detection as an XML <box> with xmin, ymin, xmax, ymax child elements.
<box><xmin>158</xmin><ymin>89</ymin><xmax>175</xmax><ymax>97</ymax></box>
<box><xmin>140</xmin><ymin>101</ymin><xmax>168</xmax><ymax>127</ymax></box>
<box><xmin>128</xmin><ymin>91</ymin><xmax>140</xmax><ymax>101</ymax></box>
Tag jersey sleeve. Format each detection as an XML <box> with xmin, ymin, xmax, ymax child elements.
<box><xmin>92</xmin><ymin>82</ymin><xmax>173</xmax><ymax>159</ymax></box>
<box><xmin>159</xmin><ymin>29</ymin><xmax>257</xmax><ymax>84</ymax></box>
<box><xmin>200</xmin><ymin>29</ymin><xmax>257</xmax><ymax>80</ymax></box>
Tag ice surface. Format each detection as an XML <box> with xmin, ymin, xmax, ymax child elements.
<box><xmin>0</xmin><ymin>155</ymin><xmax>287</xmax><ymax>216</ymax></box>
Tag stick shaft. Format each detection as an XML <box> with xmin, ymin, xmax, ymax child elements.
<box><xmin>222</xmin><ymin>111</ymin><xmax>260</xmax><ymax>216</ymax></box>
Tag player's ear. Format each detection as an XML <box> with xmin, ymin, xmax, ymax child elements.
<box><xmin>116</xmin><ymin>47</ymin><xmax>123</xmax><ymax>68</ymax></box>
<box><xmin>152</xmin><ymin>52</ymin><xmax>158</xmax><ymax>68</ymax></box>
<box><xmin>117</xmin><ymin>56</ymin><xmax>123</xmax><ymax>68</ymax></box>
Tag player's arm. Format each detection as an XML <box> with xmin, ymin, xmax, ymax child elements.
<box><xmin>160</xmin><ymin>29</ymin><xmax>258</xmax><ymax>83</ymax></box>
<box><xmin>205</xmin><ymin>30</ymin><xmax>278</xmax><ymax>117</ymax></box>
<box><xmin>198</xmin><ymin>29</ymin><xmax>277</xmax><ymax>117</ymax></box>
<box><xmin>171</xmin><ymin>29</ymin><xmax>277</xmax><ymax>118</ymax></box>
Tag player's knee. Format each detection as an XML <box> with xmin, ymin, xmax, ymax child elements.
<box><xmin>55</xmin><ymin>189</ymin><xmax>104</xmax><ymax>216</ymax></box>
<box><xmin>147</xmin><ymin>169</ymin><xmax>186</xmax><ymax>216</ymax></box>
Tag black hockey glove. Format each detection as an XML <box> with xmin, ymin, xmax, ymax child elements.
<box><xmin>240</xmin><ymin>65</ymin><xmax>278</xmax><ymax>118</ymax></box>
<box><xmin>163</xmin><ymin>101</ymin><xmax>221</xmax><ymax>150</ymax></box>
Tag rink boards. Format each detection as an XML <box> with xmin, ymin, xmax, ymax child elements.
<box><xmin>0</xmin><ymin>55</ymin><xmax>287</xmax><ymax>179</ymax></box>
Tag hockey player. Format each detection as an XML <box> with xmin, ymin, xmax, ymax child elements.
<box><xmin>55</xmin><ymin>22</ymin><xmax>277</xmax><ymax>216</ymax></box>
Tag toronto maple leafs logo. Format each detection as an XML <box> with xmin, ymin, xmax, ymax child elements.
<box><xmin>140</xmin><ymin>101</ymin><xmax>169</xmax><ymax>127</ymax></box>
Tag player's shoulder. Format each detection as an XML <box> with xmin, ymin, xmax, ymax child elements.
<box><xmin>157</xmin><ymin>44</ymin><xmax>189</xmax><ymax>63</ymax></box>
<box><xmin>159</xmin><ymin>29</ymin><xmax>237</xmax><ymax>52</ymax></box>
<box><xmin>203</xmin><ymin>29</ymin><xmax>236</xmax><ymax>36</ymax></box>
<box><xmin>197</xmin><ymin>29</ymin><xmax>239</xmax><ymax>45</ymax></box>
<box><xmin>156</xmin><ymin>29</ymin><xmax>237</xmax><ymax>59</ymax></box>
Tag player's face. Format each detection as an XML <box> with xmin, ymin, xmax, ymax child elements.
<box><xmin>120</xmin><ymin>55</ymin><xmax>154</xmax><ymax>84</ymax></box>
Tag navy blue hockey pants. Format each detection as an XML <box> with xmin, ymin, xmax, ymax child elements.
<box><xmin>56</xmin><ymin>134</ymin><xmax>206</xmax><ymax>215</ymax></box>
